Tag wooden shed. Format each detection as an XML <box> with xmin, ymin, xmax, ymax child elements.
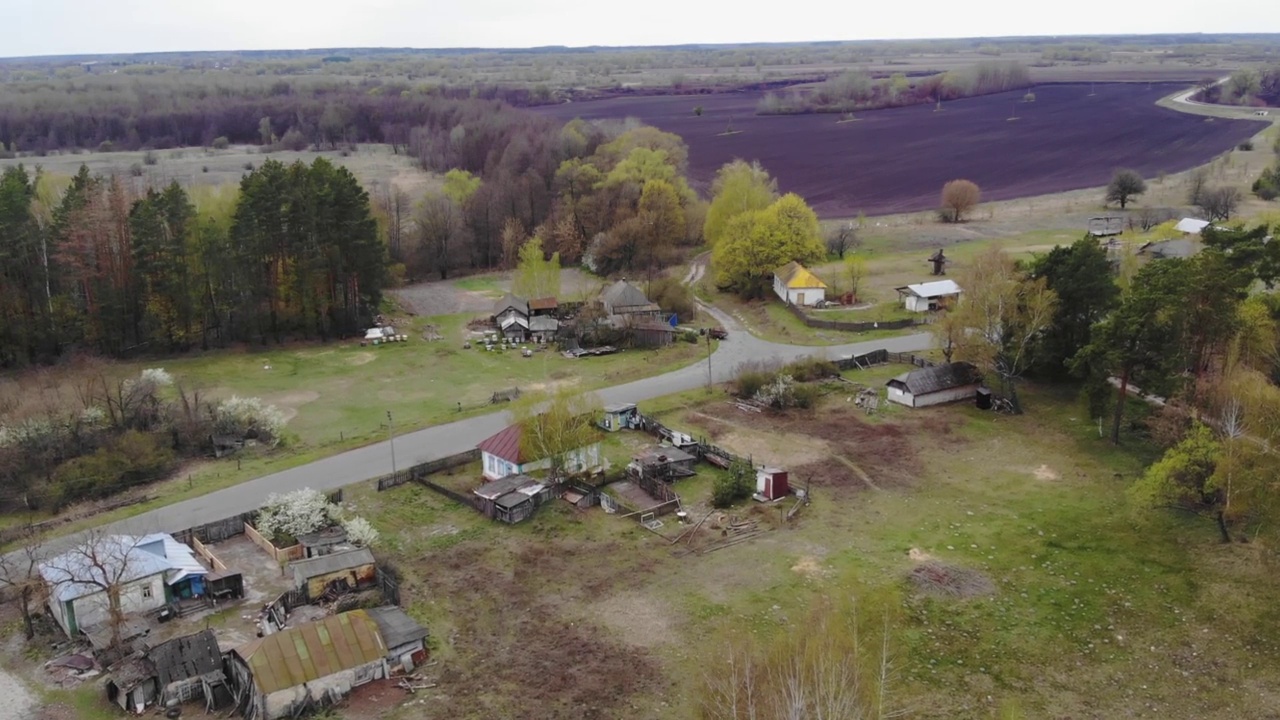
<box><xmin>228</xmin><ymin>611</ymin><xmax>388</xmax><ymax>720</ymax></box>
<box><xmin>290</xmin><ymin>548</ymin><xmax>377</xmax><ymax>602</ymax></box>
<box><xmin>297</xmin><ymin>526</ymin><xmax>349</xmax><ymax>558</ymax></box>
<box><xmin>367</xmin><ymin>606</ymin><xmax>429</xmax><ymax>670</ymax></box>
<box><xmin>600</xmin><ymin>403</ymin><xmax>639</xmax><ymax>432</ymax></box>
<box><xmin>473</xmin><ymin>474</ymin><xmax>551</xmax><ymax>524</ymax></box>
<box><xmin>630</xmin><ymin>445</ymin><xmax>698</xmax><ymax>481</ymax></box>
<box><xmin>755</xmin><ymin>467</ymin><xmax>790</xmax><ymax>501</ymax></box>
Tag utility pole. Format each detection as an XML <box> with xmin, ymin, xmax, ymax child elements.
<box><xmin>386</xmin><ymin>410</ymin><xmax>397</xmax><ymax>476</ymax></box>
<box><xmin>705</xmin><ymin>333</ymin><xmax>713</xmax><ymax>390</ymax></box>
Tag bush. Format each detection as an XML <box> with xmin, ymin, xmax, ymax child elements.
<box><xmin>712</xmin><ymin>459</ymin><xmax>755</xmax><ymax>508</ymax></box>
<box><xmin>49</xmin><ymin>431</ymin><xmax>175</xmax><ymax>510</ymax></box>
<box><xmin>211</xmin><ymin>135</ymin><xmax>230</xmax><ymax>150</ymax></box>
<box><xmin>734</xmin><ymin>361</ymin><xmax>778</xmax><ymax>398</ymax></box>
<box><xmin>142</xmin><ymin>149</ymin><xmax>158</xmax><ymax>166</ymax></box>
<box><xmin>243</xmin><ymin>162</ymin><xmax>254</xmax><ymax>171</ymax></box>
<box><xmin>129</xmin><ymin>163</ymin><xmax>144</xmax><ymax>177</ymax></box>
<box><xmin>648</xmin><ymin>276</ymin><xmax>698</xmax><ymax>323</ymax></box>
<box><xmin>682</xmin><ymin>330</ymin><xmax>699</xmax><ymax>344</ymax></box>
<box><xmin>782</xmin><ymin>357</ymin><xmax>837</xmax><ymax>382</ymax></box>
<box><xmin>213</xmin><ymin>396</ymin><xmax>286</xmax><ymax>445</ymax></box>
<box><xmin>1254</xmin><ymin>166</ymin><xmax>1280</xmax><ymax>200</ymax></box>
<box><xmin>1239</xmin><ymin>140</ymin><xmax>1255</xmax><ymax>151</ymax></box>
<box><xmin>201</xmin><ymin>165</ymin><xmax>209</xmax><ymax>173</ymax></box>
<box><xmin>279</xmin><ymin>127</ymin><xmax>309</xmax><ymax>151</ymax></box>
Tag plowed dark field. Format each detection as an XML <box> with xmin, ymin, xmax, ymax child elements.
<box><xmin>533</xmin><ymin>83</ymin><xmax>1263</xmax><ymax>217</ymax></box>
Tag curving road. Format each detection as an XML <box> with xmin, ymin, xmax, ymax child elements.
<box><xmin>73</xmin><ymin>301</ymin><xmax>930</xmax><ymax>541</ymax></box>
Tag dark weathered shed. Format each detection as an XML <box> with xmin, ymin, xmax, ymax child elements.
<box><xmin>151</xmin><ymin>629</ymin><xmax>223</xmax><ymax>688</ymax></box>
<box><xmin>291</xmin><ymin>548</ymin><xmax>377</xmax><ymax>601</ymax></box>
<box><xmin>366</xmin><ymin>606</ymin><xmax>429</xmax><ymax>653</ymax></box>
<box><xmin>492</xmin><ymin>293</ymin><xmax>529</xmax><ymax>318</ymax></box>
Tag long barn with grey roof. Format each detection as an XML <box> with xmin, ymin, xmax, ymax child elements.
<box><xmin>886</xmin><ymin>362</ymin><xmax>983</xmax><ymax>408</ymax></box>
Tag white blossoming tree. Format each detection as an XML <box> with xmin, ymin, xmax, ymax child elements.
<box><xmin>255</xmin><ymin>487</ymin><xmax>380</xmax><ymax>548</ymax></box>
<box><xmin>213</xmin><ymin>396</ymin><xmax>287</xmax><ymax>445</ymax></box>
<box><xmin>255</xmin><ymin>488</ymin><xmax>337</xmax><ymax>544</ymax></box>
<box><xmin>341</xmin><ymin>516</ymin><xmax>380</xmax><ymax>548</ymax></box>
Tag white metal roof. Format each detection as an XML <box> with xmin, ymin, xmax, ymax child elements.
<box><xmin>137</xmin><ymin>533</ymin><xmax>207</xmax><ymax>586</ymax></box>
<box><xmin>40</xmin><ymin>535</ymin><xmax>174</xmax><ymax>602</ymax></box>
<box><xmin>901</xmin><ymin>280</ymin><xmax>962</xmax><ymax>298</ymax></box>
<box><xmin>1175</xmin><ymin>218</ymin><xmax>1210</xmax><ymax>234</ymax></box>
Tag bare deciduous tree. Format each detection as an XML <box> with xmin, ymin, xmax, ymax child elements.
<box><xmin>414</xmin><ymin>192</ymin><xmax>467</xmax><ymax>280</ymax></box>
<box><xmin>939</xmin><ymin>179</ymin><xmax>981</xmax><ymax>223</ymax></box>
<box><xmin>698</xmin><ymin>598</ymin><xmax>897</xmax><ymax>720</ymax></box>
<box><xmin>1197</xmin><ymin>186</ymin><xmax>1242</xmax><ymax>222</ymax></box>
<box><xmin>40</xmin><ymin>531</ymin><xmax>149</xmax><ymax>650</ymax></box>
<box><xmin>1105</xmin><ymin>169</ymin><xmax>1147</xmax><ymax>209</ymax></box>
<box><xmin>0</xmin><ymin>530</ymin><xmax>45</xmax><ymax>640</ymax></box>
<box><xmin>826</xmin><ymin>222</ymin><xmax>859</xmax><ymax>259</ymax></box>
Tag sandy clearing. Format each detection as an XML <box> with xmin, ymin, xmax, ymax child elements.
<box><xmin>1033</xmin><ymin>464</ymin><xmax>1061</xmax><ymax>481</ymax></box>
<box><xmin>590</xmin><ymin>591</ymin><xmax>678</xmax><ymax>649</ymax></box>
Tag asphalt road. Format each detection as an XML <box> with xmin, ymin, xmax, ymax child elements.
<box><xmin>44</xmin><ymin>303</ymin><xmax>933</xmax><ymax>547</ymax></box>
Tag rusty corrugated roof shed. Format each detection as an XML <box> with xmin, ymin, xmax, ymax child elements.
<box><xmin>233</xmin><ymin>610</ymin><xmax>386</xmax><ymax>694</ymax></box>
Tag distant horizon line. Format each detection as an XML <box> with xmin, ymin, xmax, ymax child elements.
<box><xmin>4</xmin><ymin>31</ymin><xmax>1279</xmax><ymax>63</ymax></box>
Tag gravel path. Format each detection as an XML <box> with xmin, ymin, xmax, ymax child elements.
<box><xmin>0</xmin><ymin>668</ymin><xmax>37</xmax><ymax>720</ymax></box>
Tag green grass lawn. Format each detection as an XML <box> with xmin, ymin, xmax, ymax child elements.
<box><xmin>3</xmin><ymin>313</ymin><xmax>718</xmax><ymax>540</ymax></box>
<box><xmin>140</xmin><ymin>313</ymin><xmax>711</xmax><ymax>448</ymax></box>
<box><xmin>343</xmin><ymin>380</ymin><xmax>1280</xmax><ymax>719</ymax></box>
<box><xmin>711</xmin><ymin>290</ymin><xmax>918</xmax><ymax>346</ymax></box>
<box><xmin>812</xmin><ymin>300</ymin><xmax>918</xmax><ymax>323</ymax></box>
<box><xmin>452</xmin><ymin>276</ymin><xmax>504</xmax><ymax>295</ymax></box>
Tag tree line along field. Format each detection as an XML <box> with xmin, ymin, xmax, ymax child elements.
<box><xmin>534</xmin><ymin>83</ymin><xmax>1266</xmax><ymax>217</ymax></box>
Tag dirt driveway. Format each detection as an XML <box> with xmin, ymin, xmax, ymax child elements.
<box><xmin>0</xmin><ymin>667</ymin><xmax>37</xmax><ymax>720</ymax></box>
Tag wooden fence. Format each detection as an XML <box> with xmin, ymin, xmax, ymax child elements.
<box><xmin>376</xmin><ymin>448</ymin><xmax>481</xmax><ymax>491</ymax></box>
<box><xmin>834</xmin><ymin>348</ymin><xmax>889</xmax><ymax>371</ymax></box>
<box><xmin>417</xmin><ymin>478</ymin><xmax>481</xmax><ymax>510</ymax></box>
<box><xmin>191</xmin><ymin>536</ymin><xmax>228</xmax><ymax>573</ymax></box>
<box><xmin>632</xmin><ymin>471</ymin><xmax>678</xmax><ymax>504</ymax></box>
<box><xmin>375</xmin><ymin>566</ymin><xmax>401</xmax><ymax>607</ymax></box>
<box><xmin>244</xmin><ymin>522</ymin><xmax>304</xmax><ymax>564</ymax></box>
<box><xmin>887</xmin><ymin>351</ymin><xmax>937</xmax><ymax>369</ymax></box>
<box><xmin>171</xmin><ymin>512</ymin><xmax>258</xmax><ymax>547</ymax></box>
<box><xmin>782</xmin><ymin>301</ymin><xmax>922</xmax><ymax>333</ymax></box>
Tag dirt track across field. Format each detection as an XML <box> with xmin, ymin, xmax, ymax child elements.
<box><xmin>534</xmin><ymin>83</ymin><xmax>1264</xmax><ymax>217</ymax></box>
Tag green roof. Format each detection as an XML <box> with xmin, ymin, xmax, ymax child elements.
<box><xmin>233</xmin><ymin>610</ymin><xmax>386</xmax><ymax>694</ymax></box>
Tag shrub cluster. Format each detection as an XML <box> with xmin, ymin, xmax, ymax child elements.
<box><xmin>712</xmin><ymin>459</ymin><xmax>755</xmax><ymax>508</ymax></box>
<box><xmin>1254</xmin><ymin>165</ymin><xmax>1280</xmax><ymax>201</ymax></box>
<box><xmin>0</xmin><ymin>368</ymin><xmax>287</xmax><ymax>512</ymax></box>
<box><xmin>733</xmin><ymin>357</ymin><xmax>836</xmax><ymax>409</ymax></box>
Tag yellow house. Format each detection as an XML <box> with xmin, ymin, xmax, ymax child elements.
<box><xmin>773</xmin><ymin>262</ymin><xmax>827</xmax><ymax>306</ymax></box>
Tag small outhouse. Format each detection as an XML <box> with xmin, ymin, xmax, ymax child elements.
<box><xmin>755</xmin><ymin>467</ymin><xmax>790</xmax><ymax>501</ymax></box>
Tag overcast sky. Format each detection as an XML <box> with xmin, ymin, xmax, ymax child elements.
<box><xmin>4</xmin><ymin>0</ymin><xmax>1276</xmax><ymax>57</ymax></box>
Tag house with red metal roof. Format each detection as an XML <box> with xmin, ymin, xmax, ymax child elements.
<box><xmin>477</xmin><ymin>421</ymin><xmax>602</xmax><ymax>481</ymax></box>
